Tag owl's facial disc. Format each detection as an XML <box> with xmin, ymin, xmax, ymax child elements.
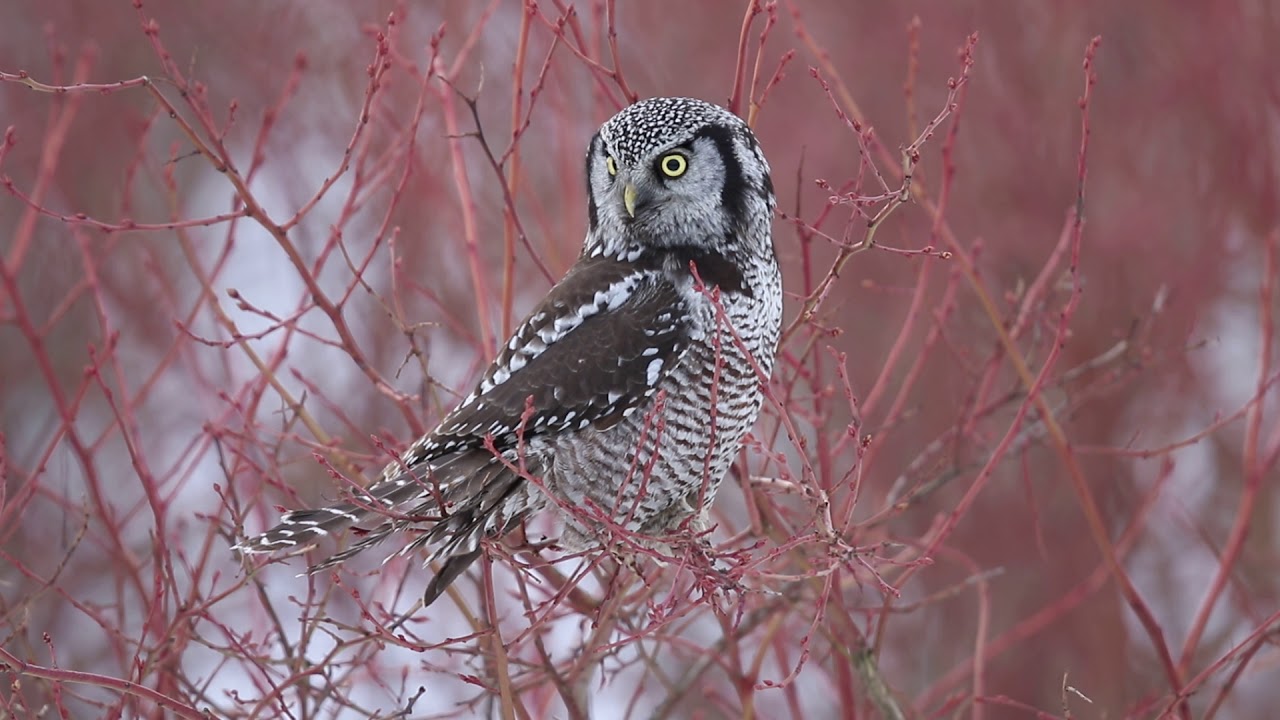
<box><xmin>585</xmin><ymin>96</ymin><xmax>775</xmax><ymax>258</ymax></box>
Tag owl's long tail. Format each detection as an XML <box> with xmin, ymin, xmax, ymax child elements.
<box><xmin>234</xmin><ymin>450</ymin><xmax>528</xmax><ymax>607</ymax></box>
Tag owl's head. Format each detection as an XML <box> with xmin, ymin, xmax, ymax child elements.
<box><xmin>584</xmin><ymin>97</ymin><xmax>775</xmax><ymax>259</ymax></box>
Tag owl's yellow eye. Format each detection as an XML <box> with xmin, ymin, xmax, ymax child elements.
<box><xmin>659</xmin><ymin>153</ymin><xmax>688</xmax><ymax>178</ymax></box>
<box><xmin>605</xmin><ymin>155</ymin><xmax>617</xmax><ymax>177</ymax></box>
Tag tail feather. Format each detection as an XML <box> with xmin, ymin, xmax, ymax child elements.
<box><xmin>422</xmin><ymin>548</ymin><xmax>484</xmax><ymax>607</ymax></box>
<box><xmin>233</xmin><ymin>504</ymin><xmax>363</xmax><ymax>554</ymax></box>
<box><xmin>235</xmin><ymin>451</ymin><xmax>474</xmax><ymax>556</ymax></box>
<box><xmin>401</xmin><ymin>458</ymin><xmax>528</xmax><ymax>605</ymax></box>
<box><xmin>233</xmin><ymin>473</ymin><xmax>428</xmax><ymax>556</ymax></box>
<box><xmin>235</xmin><ymin>449</ymin><xmax>539</xmax><ymax>607</ymax></box>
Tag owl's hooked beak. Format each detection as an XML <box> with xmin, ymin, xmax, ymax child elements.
<box><xmin>623</xmin><ymin>183</ymin><xmax>638</xmax><ymax>218</ymax></box>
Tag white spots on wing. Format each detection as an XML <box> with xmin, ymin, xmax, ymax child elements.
<box><xmin>553</xmin><ymin>314</ymin><xmax>583</xmax><ymax>334</ymax></box>
<box><xmin>536</xmin><ymin>327</ymin><xmax>564</xmax><ymax>346</ymax></box>
<box><xmin>597</xmin><ymin>278</ymin><xmax>637</xmax><ymax>311</ymax></box>
<box><xmin>477</xmin><ymin>269</ymin><xmax>657</xmax><ymax>404</ymax></box>
<box><xmin>322</xmin><ymin>507</ymin><xmax>359</xmax><ymax>521</ymax></box>
<box><xmin>384</xmin><ymin>265</ymin><xmax>687</xmax><ymax>467</ymax></box>
<box><xmin>483</xmin><ymin>312</ymin><xmax>560</xmax><ymax>394</ymax></box>
<box><xmin>646</xmin><ymin>358</ymin><xmax>664</xmax><ymax>386</ymax></box>
<box><xmin>489</xmin><ymin>367</ymin><xmax>511</xmax><ymax>388</ymax></box>
<box><xmin>644</xmin><ymin>310</ymin><xmax>683</xmax><ymax>338</ymax></box>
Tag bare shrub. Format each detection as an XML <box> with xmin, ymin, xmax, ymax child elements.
<box><xmin>2</xmin><ymin>2</ymin><xmax>1277</xmax><ymax>718</ymax></box>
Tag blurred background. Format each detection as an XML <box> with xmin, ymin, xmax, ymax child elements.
<box><xmin>2</xmin><ymin>1</ymin><xmax>1277</xmax><ymax>718</ymax></box>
